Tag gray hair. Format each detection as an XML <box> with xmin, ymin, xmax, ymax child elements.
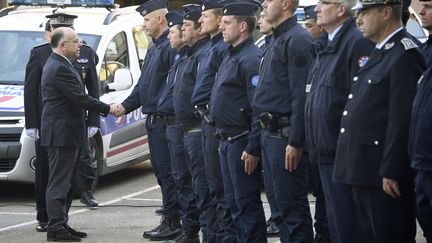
<box><xmin>340</xmin><ymin>0</ymin><xmax>357</xmax><ymax>17</ymax></box>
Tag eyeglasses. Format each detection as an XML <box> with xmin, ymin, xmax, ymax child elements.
<box><xmin>318</xmin><ymin>0</ymin><xmax>342</xmax><ymax>5</ymax></box>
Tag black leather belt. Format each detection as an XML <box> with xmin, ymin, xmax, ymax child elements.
<box><xmin>164</xmin><ymin>115</ymin><xmax>177</xmax><ymax>125</ymax></box>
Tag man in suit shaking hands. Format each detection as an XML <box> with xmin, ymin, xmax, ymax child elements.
<box><xmin>40</xmin><ymin>27</ymin><xmax>115</xmax><ymax>242</ymax></box>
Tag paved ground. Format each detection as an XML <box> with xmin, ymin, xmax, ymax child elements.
<box><xmin>0</xmin><ymin>161</ymin><xmax>427</xmax><ymax>242</ymax></box>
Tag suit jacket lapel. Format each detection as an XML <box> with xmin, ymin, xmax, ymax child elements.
<box><xmin>52</xmin><ymin>53</ymin><xmax>84</xmax><ymax>90</ymax></box>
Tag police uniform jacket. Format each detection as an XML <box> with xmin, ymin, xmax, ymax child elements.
<box><xmin>409</xmin><ymin>66</ymin><xmax>432</xmax><ymax>172</ymax></box>
<box><xmin>122</xmin><ymin>30</ymin><xmax>175</xmax><ymax>114</ymax></box>
<box><xmin>173</xmin><ymin>37</ymin><xmax>210</xmax><ymax>125</ymax></box>
<box><xmin>252</xmin><ymin>16</ymin><xmax>314</xmax><ymax>148</ymax></box>
<box><xmin>210</xmin><ymin>38</ymin><xmax>262</xmax><ymax>156</ymax></box>
<box><xmin>40</xmin><ymin>53</ymin><xmax>109</xmax><ymax>147</ymax></box>
<box><xmin>305</xmin><ymin>18</ymin><xmax>373</xmax><ymax>163</ymax></box>
<box><xmin>333</xmin><ymin>29</ymin><xmax>426</xmax><ymax>187</ymax></box>
<box><xmin>158</xmin><ymin>46</ymin><xmax>189</xmax><ymax>115</ymax></box>
<box><xmin>313</xmin><ymin>32</ymin><xmax>328</xmax><ymax>56</ymax></box>
<box><xmin>421</xmin><ymin>36</ymin><xmax>432</xmax><ymax>67</ymax></box>
<box><xmin>192</xmin><ymin>33</ymin><xmax>229</xmax><ymax>107</ymax></box>
<box><xmin>25</xmin><ymin>43</ymin><xmax>101</xmax><ymax>130</ymax></box>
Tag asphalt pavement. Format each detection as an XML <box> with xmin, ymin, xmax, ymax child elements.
<box><xmin>0</xmin><ymin>161</ymin><xmax>427</xmax><ymax>243</ymax></box>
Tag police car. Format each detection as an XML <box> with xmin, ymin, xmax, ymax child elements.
<box><xmin>0</xmin><ymin>0</ymin><xmax>151</xmax><ymax>187</ymax></box>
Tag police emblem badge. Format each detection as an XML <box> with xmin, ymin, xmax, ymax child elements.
<box><xmin>358</xmin><ymin>56</ymin><xmax>369</xmax><ymax>68</ymax></box>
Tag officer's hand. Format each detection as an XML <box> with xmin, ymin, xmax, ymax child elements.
<box><xmin>285</xmin><ymin>145</ymin><xmax>303</xmax><ymax>172</ymax></box>
<box><xmin>382</xmin><ymin>178</ymin><xmax>401</xmax><ymax>198</ymax></box>
<box><xmin>87</xmin><ymin>126</ymin><xmax>99</xmax><ymax>138</ymax></box>
<box><xmin>110</xmin><ymin>103</ymin><xmax>126</xmax><ymax>117</ymax></box>
<box><xmin>241</xmin><ymin>151</ymin><xmax>259</xmax><ymax>175</ymax></box>
<box><xmin>26</xmin><ymin>128</ymin><xmax>39</xmax><ymax>140</ymax></box>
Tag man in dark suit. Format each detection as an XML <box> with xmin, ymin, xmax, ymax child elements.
<box><xmin>333</xmin><ymin>0</ymin><xmax>425</xmax><ymax>241</ymax></box>
<box><xmin>41</xmin><ymin>27</ymin><xmax>113</xmax><ymax>242</ymax></box>
<box><xmin>24</xmin><ymin>13</ymin><xmax>100</xmax><ymax>232</ymax></box>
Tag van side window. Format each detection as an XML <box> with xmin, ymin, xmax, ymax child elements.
<box><xmin>99</xmin><ymin>31</ymin><xmax>129</xmax><ymax>89</ymax></box>
<box><xmin>132</xmin><ymin>25</ymin><xmax>152</xmax><ymax>68</ymax></box>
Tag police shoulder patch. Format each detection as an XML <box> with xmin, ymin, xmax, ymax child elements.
<box><xmin>251</xmin><ymin>75</ymin><xmax>259</xmax><ymax>87</ymax></box>
<box><xmin>400</xmin><ymin>37</ymin><xmax>418</xmax><ymax>50</ymax></box>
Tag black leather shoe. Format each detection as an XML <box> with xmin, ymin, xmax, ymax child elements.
<box><xmin>266</xmin><ymin>219</ymin><xmax>280</xmax><ymax>237</ymax></box>
<box><xmin>164</xmin><ymin>233</ymin><xmax>200</xmax><ymax>243</ymax></box>
<box><xmin>155</xmin><ymin>206</ymin><xmax>165</xmax><ymax>215</ymax></box>
<box><xmin>47</xmin><ymin>229</ymin><xmax>81</xmax><ymax>242</ymax></box>
<box><xmin>64</xmin><ymin>224</ymin><xmax>87</xmax><ymax>238</ymax></box>
<box><xmin>144</xmin><ymin>215</ymin><xmax>181</xmax><ymax>240</ymax></box>
<box><xmin>80</xmin><ymin>191</ymin><xmax>98</xmax><ymax>207</ymax></box>
<box><xmin>36</xmin><ymin>221</ymin><xmax>48</xmax><ymax>232</ymax></box>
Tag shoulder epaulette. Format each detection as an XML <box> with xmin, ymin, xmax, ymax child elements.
<box><xmin>401</xmin><ymin>37</ymin><xmax>418</xmax><ymax>50</ymax></box>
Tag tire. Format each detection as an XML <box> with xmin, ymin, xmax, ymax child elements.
<box><xmin>72</xmin><ymin>136</ymin><xmax>102</xmax><ymax>198</ymax></box>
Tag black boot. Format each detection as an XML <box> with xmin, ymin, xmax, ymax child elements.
<box><xmin>266</xmin><ymin>218</ymin><xmax>280</xmax><ymax>237</ymax></box>
<box><xmin>144</xmin><ymin>214</ymin><xmax>181</xmax><ymax>240</ymax></box>
<box><xmin>80</xmin><ymin>182</ymin><xmax>98</xmax><ymax>207</ymax></box>
<box><xmin>164</xmin><ymin>233</ymin><xmax>200</xmax><ymax>243</ymax></box>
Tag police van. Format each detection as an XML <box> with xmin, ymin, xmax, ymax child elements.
<box><xmin>0</xmin><ymin>0</ymin><xmax>151</xmax><ymax>187</ymax></box>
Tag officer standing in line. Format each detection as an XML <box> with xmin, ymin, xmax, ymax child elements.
<box><xmin>24</xmin><ymin>13</ymin><xmax>101</xmax><ymax>233</ymax></box>
<box><xmin>172</xmin><ymin>4</ymin><xmax>214</xmax><ymax>242</ymax></box>
<box><xmin>192</xmin><ymin>1</ymin><xmax>236</xmax><ymax>242</ymax></box>
<box><xmin>305</xmin><ymin>0</ymin><xmax>374</xmax><ymax>242</ymax></box>
<box><xmin>302</xmin><ymin>6</ymin><xmax>331</xmax><ymax>243</ymax></box>
<box><xmin>157</xmin><ymin>10</ymin><xmax>201</xmax><ymax>243</ymax></box>
<box><xmin>333</xmin><ymin>0</ymin><xmax>425</xmax><ymax>241</ymax></box>
<box><xmin>418</xmin><ymin>0</ymin><xmax>432</xmax><ymax>66</ymax></box>
<box><xmin>112</xmin><ymin>0</ymin><xmax>181</xmax><ymax>240</ymax></box>
<box><xmin>256</xmin><ymin>11</ymin><xmax>282</xmax><ymax>238</ymax></box>
<box><xmin>408</xmin><ymin>51</ymin><xmax>432</xmax><ymax>243</ymax></box>
<box><xmin>252</xmin><ymin>0</ymin><xmax>314</xmax><ymax>241</ymax></box>
<box><xmin>210</xmin><ymin>2</ymin><xmax>266</xmax><ymax>242</ymax></box>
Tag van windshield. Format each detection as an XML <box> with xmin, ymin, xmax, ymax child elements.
<box><xmin>0</xmin><ymin>31</ymin><xmax>100</xmax><ymax>85</ymax></box>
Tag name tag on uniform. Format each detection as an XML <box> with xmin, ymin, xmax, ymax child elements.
<box><xmin>306</xmin><ymin>84</ymin><xmax>311</xmax><ymax>93</ymax></box>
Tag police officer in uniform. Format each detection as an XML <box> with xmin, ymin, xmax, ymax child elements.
<box><xmin>172</xmin><ymin>4</ymin><xmax>214</xmax><ymax>242</ymax></box>
<box><xmin>158</xmin><ymin>10</ymin><xmax>201</xmax><ymax>243</ymax></box>
<box><xmin>418</xmin><ymin>0</ymin><xmax>432</xmax><ymax>66</ymax></box>
<box><xmin>210</xmin><ymin>2</ymin><xmax>266</xmax><ymax>242</ymax></box>
<box><xmin>333</xmin><ymin>0</ymin><xmax>425</xmax><ymax>241</ymax></box>
<box><xmin>409</xmin><ymin>53</ymin><xmax>432</xmax><ymax>243</ymax></box>
<box><xmin>252</xmin><ymin>0</ymin><xmax>314</xmax><ymax>241</ymax></box>
<box><xmin>305</xmin><ymin>0</ymin><xmax>374</xmax><ymax>242</ymax></box>
<box><xmin>192</xmin><ymin>1</ymin><xmax>236</xmax><ymax>241</ymax></box>
<box><xmin>24</xmin><ymin>12</ymin><xmax>100</xmax><ymax>232</ymax></box>
<box><xmin>114</xmin><ymin>0</ymin><xmax>181</xmax><ymax>240</ymax></box>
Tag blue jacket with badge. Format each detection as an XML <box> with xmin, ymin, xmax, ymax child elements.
<box><xmin>305</xmin><ymin>18</ymin><xmax>373</xmax><ymax>163</ymax></box>
<box><xmin>122</xmin><ymin>30</ymin><xmax>175</xmax><ymax>114</ymax></box>
<box><xmin>409</xmin><ymin>66</ymin><xmax>432</xmax><ymax>172</ymax></box>
<box><xmin>334</xmin><ymin>29</ymin><xmax>426</xmax><ymax>187</ymax></box>
<box><xmin>192</xmin><ymin>33</ymin><xmax>229</xmax><ymax>107</ymax></box>
<box><xmin>173</xmin><ymin>37</ymin><xmax>210</xmax><ymax>125</ymax></box>
<box><xmin>252</xmin><ymin>16</ymin><xmax>314</xmax><ymax>148</ymax></box>
<box><xmin>210</xmin><ymin>38</ymin><xmax>262</xmax><ymax>156</ymax></box>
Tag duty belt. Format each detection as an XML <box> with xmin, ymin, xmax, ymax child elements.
<box><xmin>148</xmin><ymin>112</ymin><xmax>163</xmax><ymax>124</ymax></box>
<box><xmin>164</xmin><ymin>115</ymin><xmax>178</xmax><ymax>125</ymax></box>
<box><xmin>214</xmin><ymin>130</ymin><xmax>249</xmax><ymax>143</ymax></box>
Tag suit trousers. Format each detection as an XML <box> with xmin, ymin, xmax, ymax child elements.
<box><xmin>218</xmin><ymin>137</ymin><xmax>266</xmax><ymax>243</ymax></box>
<box><xmin>415</xmin><ymin>170</ymin><xmax>432</xmax><ymax>242</ymax></box>
<box><xmin>45</xmin><ymin>146</ymin><xmax>80</xmax><ymax>232</ymax></box>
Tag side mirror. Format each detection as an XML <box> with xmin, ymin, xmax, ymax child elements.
<box><xmin>105</xmin><ymin>68</ymin><xmax>133</xmax><ymax>93</ymax></box>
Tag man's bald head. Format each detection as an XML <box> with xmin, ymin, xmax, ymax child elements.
<box><xmin>143</xmin><ymin>8</ymin><xmax>169</xmax><ymax>38</ymax></box>
<box><xmin>51</xmin><ymin>27</ymin><xmax>82</xmax><ymax>59</ymax></box>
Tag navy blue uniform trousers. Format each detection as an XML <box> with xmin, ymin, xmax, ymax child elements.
<box><xmin>415</xmin><ymin>170</ymin><xmax>432</xmax><ymax>242</ymax></box>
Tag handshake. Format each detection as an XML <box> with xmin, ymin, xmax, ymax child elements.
<box><xmin>109</xmin><ymin>103</ymin><xmax>127</xmax><ymax>117</ymax></box>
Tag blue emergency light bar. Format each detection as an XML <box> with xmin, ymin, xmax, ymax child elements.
<box><xmin>9</xmin><ymin>0</ymin><xmax>114</xmax><ymax>8</ymax></box>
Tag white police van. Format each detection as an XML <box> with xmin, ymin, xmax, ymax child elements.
<box><xmin>0</xmin><ymin>0</ymin><xmax>151</xmax><ymax>187</ymax></box>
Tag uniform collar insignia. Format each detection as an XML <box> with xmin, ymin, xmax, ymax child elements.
<box><xmin>384</xmin><ymin>42</ymin><xmax>394</xmax><ymax>50</ymax></box>
<box><xmin>401</xmin><ymin>37</ymin><xmax>418</xmax><ymax>50</ymax></box>
<box><xmin>76</xmin><ymin>58</ymin><xmax>89</xmax><ymax>64</ymax></box>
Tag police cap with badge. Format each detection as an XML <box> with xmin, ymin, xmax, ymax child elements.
<box><xmin>352</xmin><ymin>0</ymin><xmax>402</xmax><ymax>10</ymax></box>
<box><xmin>45</xmin><ymin>13</ymin><xmax>77</xmax><ymax>28</ymax></box>
<box><xmin>201</xmin><ymin>0</ymin><xmax>223</xmax><ymax>12</ymax></box>
<box><xmin>183</xmin><ymin>4</ymin><xmax>202</xmax><ymax>21</ymax></box>
<box><xmin>136</xmin><ymin>0</ymin><xmax>168</xmax><ymax>17</ymax></box>
<box><xmin>304</xmin><ymin>5</ymin><xmax>317</xmax><ymax>20</ymax></box>
<box><xmin>220</xmin><ymin>0</ymin><xmax>261</xmax><ymax>16</ymax></box>
<box><xmin>166</xmin><ymin>11</ymin><xmax>184</xmax><ymax>28</ymax></box>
